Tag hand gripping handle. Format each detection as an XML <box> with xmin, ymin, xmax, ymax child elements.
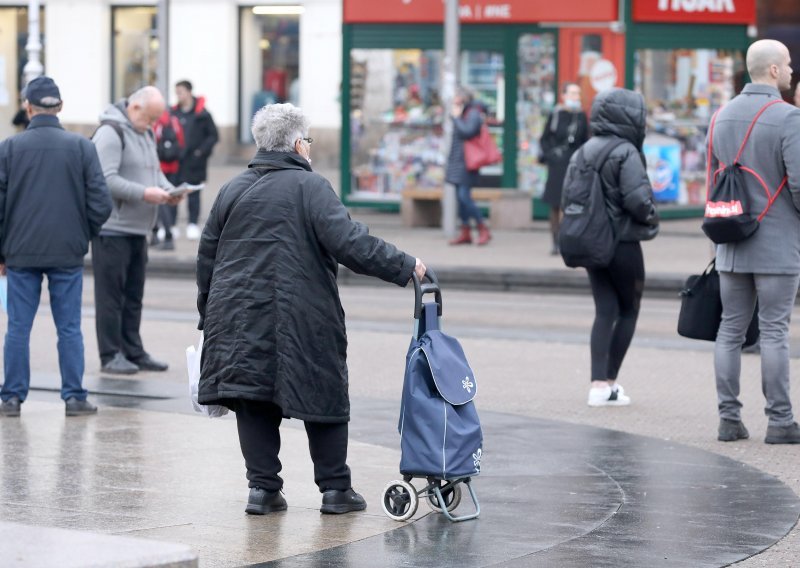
<box><xmin>412</xmin><ymin>268</ymin><xmax>442</xmax><ymax>319</ymax></box>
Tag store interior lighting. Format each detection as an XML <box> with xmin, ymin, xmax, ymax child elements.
<box><xmin>252</xmin><ymin>5</ymin><xmax>305</xmax><ymax>15</ymax></box>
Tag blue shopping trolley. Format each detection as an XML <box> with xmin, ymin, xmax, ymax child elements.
<box><xmin>381</xmin><ymin>269</ymin><xmax>482</xmax><ymax>522</ymax></box>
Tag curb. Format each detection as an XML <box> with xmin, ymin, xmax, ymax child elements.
<box><xmin>91</xmin><ymin>257</ymin><xmax>687</xmax><ymax>299</ymax></box>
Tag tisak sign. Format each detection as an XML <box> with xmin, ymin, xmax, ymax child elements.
<box><xmin>633</xmin><ymin>0</ymin><xmax>756</xmax><ymax>24</ymax></box>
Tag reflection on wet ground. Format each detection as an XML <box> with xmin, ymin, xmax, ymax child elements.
<box><xmin>1</xmin><ymin>386</ymin><xmax>797</xmax><ymax>567</ymax></box>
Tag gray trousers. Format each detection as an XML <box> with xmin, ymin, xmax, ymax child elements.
<box><xmin>715</xmin><ymin>271</ymin><xmax>799</xmax><ymax>427</ymax></box>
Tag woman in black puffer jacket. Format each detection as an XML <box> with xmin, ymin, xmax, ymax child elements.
<box><xmin>566</xmin><ymin>88</ymin><xmax>659</xmax><ymax>408</ymax></box>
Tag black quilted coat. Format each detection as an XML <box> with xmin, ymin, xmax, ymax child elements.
<box><xmin>575</xmin><ymin>88</ymin><xmax>659</xmax><ymax>242</ymax></box>
<box><xmin>196</xmin><ymin>150</ymin><xmax>416</xmax><ymax>422</ymax></box>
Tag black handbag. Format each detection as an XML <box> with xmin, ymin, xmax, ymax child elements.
<box><xmin>677</xmin><ymin>259</ymin><xmax>759</xmax><ymax>347</ymax></box>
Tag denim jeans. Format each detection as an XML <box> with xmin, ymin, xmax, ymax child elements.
<box><xmin>1</xmin><ymin>267</ymin><xmax>87</xmax><ymax>402</ymax></box>
<box><xmin>456</xmin><ymin>184</ymin><xmax>483</xmax><ymax>226</ymax></box>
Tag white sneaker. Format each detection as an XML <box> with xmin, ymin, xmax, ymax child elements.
<box><xmin>156</xmin><ymin>228</ymin><xmax>166</xmax><ymax>241</ymax></box>
<box><xmin>186</xmin><ymin>223</ymin><xmax>201</xmax><ymax>240</ymax></box>
<box><xmin>172</xmin><ymin>226</ymin><xmax>181</xmax><ymax>239</ymax></box>
<box><xmin>587</xmin><ymin>385</ymin><xmax>631</xmax><ymax>407</ymax></box>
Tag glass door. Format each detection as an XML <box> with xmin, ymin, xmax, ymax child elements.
<box><xmin>558</xmin><ymin>28</ymin><xmax>625</xmax><ymax>112</ymax></box>
<box><xmin>239</xmin><ymin>7</ymin><xmax>300</xmax><ymax>143</ymax></box>
<box><xmin>112</xmin><ymin>7</ymin><xmax>157</xmax><ymax>100</ymax></box>
<box><xmin>516</xmin><ymin>33</ymin><xmax>556</xmax><ymax>195</ymax></box>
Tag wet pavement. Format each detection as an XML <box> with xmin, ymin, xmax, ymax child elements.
<box><xmin>2</xmin><ymin>382</ymin><xmax>798</xmax><ymax>567</ymax></box>
<box><xmin>1</xmin><ymin>164</ymin><xmax>799</xmax><ymax>565</ymax></box>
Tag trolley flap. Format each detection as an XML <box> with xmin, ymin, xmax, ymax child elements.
<box><xmin>419</xmin><ymin>330</ymin><xmax>477</xmax><ymax>406</ymax></box>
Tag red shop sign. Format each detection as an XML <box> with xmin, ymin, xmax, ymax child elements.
<box><xmin>343</xmin><ymin>0</ymin><xmax>617</xmax><ymax>24</ymax></box>
<box><xmin>633</xmin><ymin>0</ymin><xmax>756</xmax><ymax>25</ymax></box>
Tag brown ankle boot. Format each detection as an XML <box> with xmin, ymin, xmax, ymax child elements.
<box><xmin>449</xmin><ymin>225</ymin><xmax>472</xmax><ymax>245</ymax></box>
<box><xmin>477</xmin><ymin>223</ymin><xmax>491</xmax><ymax>246</ymax></box>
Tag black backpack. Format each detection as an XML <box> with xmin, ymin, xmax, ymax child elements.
<box><xmin>558</xmin><ymin>138</ymin><xmax>627</xmax><ymax>269</ymax></box>
<box><xmin>156</xmin><ymin>116</ymin><xmax>182</xmax><ymax>162</ymax></box>
<box><xmin>702</xmin><ymin>99</ymin><xmax>788</xmax><ymax>244</ymax></box>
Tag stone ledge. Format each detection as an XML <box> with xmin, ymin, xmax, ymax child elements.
<box><xmin>1</xmin><ymin>522</ymin><xmax>197</xmax><ymax>568</ymax></box>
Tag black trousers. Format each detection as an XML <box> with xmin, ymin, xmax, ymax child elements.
<box><xmin>586</xmin><ymin>241</ymin><xmax>645</xmax><ymax>381</ymax></box>
<box><xmin>91</xmin><ymin>235</ymin><xmax>148</xmax><ymax>364</ymax></box>
<box><xmin>234</xmin><ymin>400</ymin><xmax>351</xmax><ymax>493</ymax></box>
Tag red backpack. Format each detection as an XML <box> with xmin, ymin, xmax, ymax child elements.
<box><xmin>702</xmin><ymin>99</ymin><xmax>788</xmax><ymax>244</ymax></box>
<box><xmin>154</xmin><ymin>111</ymin><xmax>185</xmax><ymax>175</ymax></box>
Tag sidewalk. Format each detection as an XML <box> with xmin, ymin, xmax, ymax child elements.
<box><xmin>143</xmin><ymin>164</ymin><xmax>714</xmax><ymax>295</ymax></box>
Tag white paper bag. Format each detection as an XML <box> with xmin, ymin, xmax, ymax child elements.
<box><xmin>187</xmin><ymin>332</ymin><xmax>228</xmax><ymax>418</ymax></box>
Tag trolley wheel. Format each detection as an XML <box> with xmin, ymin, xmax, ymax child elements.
<box><xmin>381</xmin><ymin>480</ymin><xmax>419</xmax><ymax>522</ymax></box>
<box><xmin>427</xmin><ymin>483</ymin><xmax>462</xmax><ymax>513</ymax></box>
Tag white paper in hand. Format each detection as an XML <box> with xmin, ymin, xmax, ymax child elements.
<box><xmin>169</xmin><ymin>183</ymin><xmax>205</xmax><ymax>198</ymax></box>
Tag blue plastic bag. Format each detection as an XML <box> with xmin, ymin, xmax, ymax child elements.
<box><xmin>0</xmin><ymin>276</ymin><xmax>7</xmax><ymax>312</ymax></box>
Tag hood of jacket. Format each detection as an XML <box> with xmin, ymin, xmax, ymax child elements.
<box><xmin>99</xmin><ymin>100</ymin><xmax>133</xmax><ymax>127</ymax></box>
<box><xmin>590</xmin><ymin>88</ymin><xmax>647</xmax><ymax>150</ymax></box>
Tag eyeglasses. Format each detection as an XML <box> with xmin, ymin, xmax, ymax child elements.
<box><xmin>301</xmin><ymin>137</ymin><xmax>313</xmax><ymax>145</ymax></box>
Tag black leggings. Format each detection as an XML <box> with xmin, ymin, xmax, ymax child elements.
<box><xmin>586</xmin><ymin>241</ymin><xmax>645</xmax><ymax>382</ymax></box>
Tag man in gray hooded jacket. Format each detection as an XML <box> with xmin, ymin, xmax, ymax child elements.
<box><xmin>92</xmin><ymin>86</ymin><xmax>182</xmax><ymax>375</ymax></box>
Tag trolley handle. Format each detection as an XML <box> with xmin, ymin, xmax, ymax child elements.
<box><xmin>413</xmin><ymin>268</ymin><xmax>442</xmax><ymax>319</ymax></box>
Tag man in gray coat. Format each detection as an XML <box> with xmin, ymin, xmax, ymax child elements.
<box><xmin>92</xmin><ymin>86</ymin><xmax>182</xmax><ymax>375</ymax></box>
<box><xmin>711</xmin><ymin>40</ymin><xmax>800</xmax><ymax>444</ymax></box>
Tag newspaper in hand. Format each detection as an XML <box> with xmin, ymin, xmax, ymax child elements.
<box><xmin>168</xmin><ymin>183</ymin><xmax>205</xmax><ymax>198</ymax></box>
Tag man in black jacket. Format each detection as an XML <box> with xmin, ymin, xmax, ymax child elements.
<box><xmin>0</xmin><ymin>76</ymin><xmax>112</xmax><ymax>417</ymax></box>
<box><xmin>168</xmin><ymin>80</ymin><xmax>218</xmax><ymax>241</ymax></box>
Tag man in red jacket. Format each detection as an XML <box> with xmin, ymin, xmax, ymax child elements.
<box><xmin>168</xmin><ymin>80</ymin><xmax>218</xmax><ymax>241</ymax></box>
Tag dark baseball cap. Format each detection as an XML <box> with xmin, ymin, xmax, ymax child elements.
<box><xmin>22</xmin><ymin>76</ymin><xmax>62</xmax><ymax>108</ymax></box>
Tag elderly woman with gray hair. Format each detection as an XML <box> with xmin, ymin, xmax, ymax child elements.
<box><xmin>196</xmin><ymin>103</ymin><xmax>426</xmax><ymax>515</ymax></box>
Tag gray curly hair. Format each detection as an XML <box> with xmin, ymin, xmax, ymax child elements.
<box><xmin>251</xmin><ymin>103</ymin><xmax>309</xmax><ymax>152</ymax></box>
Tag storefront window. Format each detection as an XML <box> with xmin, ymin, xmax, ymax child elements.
<box><xmin>516</xmin><ymin>33</ymin><xmax>556</xmax><ymax>195</ymax></box>
<box><xmin>112</xmin><ymin>7</ymin><xmax>157</xmax><ymax>101</ymax></box>
<box><xmin>349</xmin><ymin>48</ymin><xmax>504</xmax><ymax>202</ymax></box>
<box><xmin>635</xmin><ymin>49</ymin><xmax>745</xmax><ymax>205</ymax></box>
<box><xmin>0</xmin><ymin>7</ymin><xmax>45</xmax><ymax>139</ymax></box>
<box><xmin>239</xmin><ymin>8</ymin><xmax>300</xmax><ymax>143</ymax></box>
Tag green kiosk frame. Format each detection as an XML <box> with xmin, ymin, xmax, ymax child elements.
<box><xmin>340</xmin><ymin>0</ymin><xmax>754</xmax><ymax>219</ymax></box>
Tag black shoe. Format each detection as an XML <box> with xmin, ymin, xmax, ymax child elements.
<box><xmin>320</xmin><ymin>488</ymin><xmax>367</xmax><ymax>514</ymax></box>
<box><xmin>131</xmin><ymin>354</ymin><xmax>168</xmax><ymax>372</ymax></box>
<box><xmin>65</xmin><ymin>397</ymin><xmax>97</xmax><ymax>416</ymax></box>
<box><xmin>156</xmin><ymin>239</ymin><xmax>175</xmax><ymax>251</ymax></box>
<box><xmin>718</xmin><ymin>418</ymin><xmax>749</xmax><ymax>442</ymax></box>
<box><xmin>101</xmin><ymin>353</ymin><xmax>139</xmax><ymax>375</ymax></box>
<box><xmin>0</xmin><ymin>397</ymin><xmax>21</xmax><ymax>417</ymax></box>
<box><xmin>765</xmin><ymin>422</ymin><xmax>800</xmax><ymax>444</ymax></box>
<box><xmin>150</xmin><ymin>232</ymin><xmax>161</xmax><ymax>247</ymax></box>
<box><xmin>245</xmin><ymin>487</ymin><xmax>287</xmax><ymax>515</ymax></box>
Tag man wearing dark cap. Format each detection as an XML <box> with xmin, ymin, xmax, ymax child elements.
<box><xmin>0</xmin><ymin>76</ymin><xmax>112</xmax><ymax>417</ymax></box>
